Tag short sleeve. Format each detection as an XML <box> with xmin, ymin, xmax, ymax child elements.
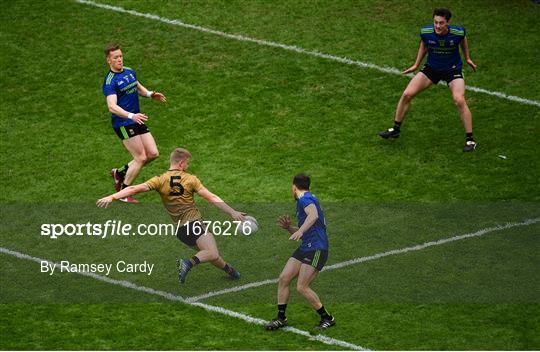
<box><xmin>191</xmin><ymin>176</ymin><xmax>204</xmax><ymax>192</ymax></box>
<box><xmin>458</xmin><ymin>29</ymin><xmax>466</xmax><ymax>44</ymax></box>
<box><xmin>449</xmin><ymin>26</ymin><xmax>466</xmax><ymax>39</ymax></box>
<box><xmin>420</xmin><ymin>26</ymin><xmax>433</xmax><ymax>42</ymax></box>
<box><xmin>298</xmin><ymin>196</ymin><xmax>315</xmax><ymax>209</ymax></box>
<box><xmin>102</xmin><ymin>74</ymin><xmax>117</xmax><ymax>97</ymax></box>
<box><xmin>145</xmin><ymin>176</ymin><xmax>162</xmax><ymax>191</ymax></box>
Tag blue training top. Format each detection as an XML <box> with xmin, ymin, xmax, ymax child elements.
<box><xmin>420</xmin><ymin>24</ymin><xmax>466</xmax><ymax>71</ymax></box>
<box><xmin>102</xmin><ymin>67</ymin><xmax>140</xmax><ymax>128</ymax></box>
<box><xmin>296</xmin><ymin>192</ymin><xmax>329</xmax><ymax>251</ymax></box>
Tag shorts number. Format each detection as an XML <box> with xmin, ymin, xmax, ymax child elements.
<box><xmin>169</xmin><ymin>176</ymin><xmax>185</xmax><ymax>196</ymax></box>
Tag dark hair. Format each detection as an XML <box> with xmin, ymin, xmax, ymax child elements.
<box><xmin>104</xmin><ymin>43</ymin><xmax>121</xmax><ymax>57</ymax></box>
<box><xmin>433</xmin><ymin>8</ymin><xmax>452</xmax><ymax>21</ymax></box>
<box><xmin>293</xmin><ymin>173</ymin><xmax>311</xmax><ymax>191</ymax></box>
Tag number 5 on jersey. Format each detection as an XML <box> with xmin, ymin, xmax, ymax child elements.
<box><xmin>169</xmin><ymin>176</ymin><xmax>185</xmax><ymax>196</ymax></box>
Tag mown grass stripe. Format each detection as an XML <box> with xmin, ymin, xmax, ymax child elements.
<box><xmin>185</xmin><ymin>217</ymin><xmax>540</xmax><ymax>302</ymax></box>
<box><xmin>0</xmin><ymin>247</ymin><xmax>369</xmax><ymax>351</ymax></box>
<box><xmin>75</xmin><ymin>0</ymin><xmax>540</xmax><ymax>108</ymax></box>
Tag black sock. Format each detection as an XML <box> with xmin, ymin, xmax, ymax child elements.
<box><xmin>121</xmin><ymin>183</ymin><xmax>129</xmax><ymax>190</ymax></box>
<box><xmin>278</xmin><ymin>304</ymin><xmax>287</xmax><ymax>319</ymax></box>
<box><xmin>393</xmin><ymin>120</ymin><xmax>402</xmax><ymax>131</ymax></box>
<box><xmin>466</xmin><ymin>132</ymin><xmax>474</xmax><ymax>141</ymax></box>
<box><xmin>223</xmin><ymin>263</ymin><xmax>234</xmax><ymax>274</ymax></box>
<box><xmin>316</xmin><ymin>306</ymin><xmax>332</xmax><ymax>320</ymax></box>
<box><xmin>190</xmin><ymin>256</ymin><xmax>201</xmax><ymax>266</ymax></box>
<box><xmin>117</xmin><ymin>164</ymin><xmax>129</xmax><ymax>178</ymax></box>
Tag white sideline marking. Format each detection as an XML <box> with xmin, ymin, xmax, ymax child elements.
<box><xmin>186</xmin><ymin>279</ymin><xmax>278</xmax><ymax>303</ymax></box>
<box><xmin>190</xmin><ymin>301</ymin><xmax>366</xmax><ymax>351</ymax></box>
<box><xmin>0</xmin><ymin>247</ymin><xmax>368</xmax><ymax>351</ymax></box>
<box><xmin>324</xmin><ymin>217</ymin><xmax>539</xmax><ymax>270</ymax></box>
<box><xmin>75</xmin><ymin>0</ymin><xmax>540</xmax><ymax>108</ymax></box>
<box><xmin>186</xmin><ymin>218</ymin><xmax>540</xmax><ymax>302</ymax></box>
<box><xmin>0</xmin><ymin>247</ymin><xmax>186</xmax><ymax>302</ymax></box>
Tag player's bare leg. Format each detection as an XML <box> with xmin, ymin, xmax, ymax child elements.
<box><xmin>210</xmin><ymin>256</ymin><xmax>226</xmax><ymax>268</ymax></box>
<box><xmin>118</xmin><ymin>133</ymin><xmax>158</xmax><ymax>186</ymax></box>
<box><xmin>109</xmin><ymin>135</ymin><xmax>147</xmax><ymax>203</ymax></box>
<box><xmin>122</xmin><ymin>135</ymin><xmax>148</xmax><ymax>186</ymax></box>
<box><xmin>296</xmin><ymin>264</ymin><xmax>321</xmax><ymax>309</ymax></box>
<box><xmin>395</xmin><ymin>72</ymin><xmax>433</xmax><ymax>122</ymax></box>
<box><xmin>139</xmin><ymin>132</ymin><xmax>159</xmax><ymax>164</ymax></box>
<box><xmin>265</xmin><ymin>258</ymin><xmax>301</xmax><ymax>330</ymax></box>
<box><xmin>379</xmin><ymin>72</ymin><xmax>432</xmax><ymax>139</ymax></box>
<box><xmin>278</xmin><ymin>258</ymin><xmax>302</xmax><ymax>305</ymax></box>
<box><xmin>297</xmin><ymin>264</ymin><xmax>335</xmax><ymax>330</ymax></box>
<box><xmin>178</xmin><ymin>230</ymin><xmax>240</xmax><ymax>283</ymax></box>
<box><xmin>449</xmin><ymin>79</ymin><xmax>473</xmax><ymax>132</ymax></box>
<box><xmin>449</xmin><ymin>79</ymin><xmax>476</xmax><ymax>152</ymax></box>
<box><xmin>193</xmin><ymin>230</ymin><xmax>220</xmax><ymax>262</ymax></box>
<box><xmin>210</xmin><ymin>254</ymin><xmax>241</xmax><ymax>280</ymax></box>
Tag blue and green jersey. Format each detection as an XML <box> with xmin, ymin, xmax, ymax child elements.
<box><xmin>102</xmin><ymin>67</ymin><xmax>140</xmax><ymax>128</ymax></box>
<box><xmin>296</xmin><ymin>192</ymin><xmax>329</xmax><ymax>251</ymax></box>
<box><xmin>420</xmin><ymin>25</ymin><xmax>466</xmax><ymax>71</ymax></box>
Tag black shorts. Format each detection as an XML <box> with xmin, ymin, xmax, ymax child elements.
<box><xmin>113</xmin><ymin>123</ymin><xmax>150</xmax><ymax>140</ymax></box>
<box><xmin>291</xmin><ymin>248</ymin><xmax>328</xmax><ymax>271</ymax></box>
<box><xmin>176</xmin><ymin>220</ymin><xmax>207</xmax><ymax>247</ymax></box>
<box><xmin>420</xmin><ymin>65</ymin><xmax>463</xmax><ymax>85</ymax></box>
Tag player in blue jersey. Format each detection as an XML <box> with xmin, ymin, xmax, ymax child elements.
<box><xmin>378</xmin><ymin>8</ymin><xmax>478</xmax><ymax>152</ymax></box>
<box><xmin>102</xmin><ymin>43</ymin><xmax>167</xmax><ymax>203</ymax></box>
<box><xmin>265</xmin><ymin>173</ymin><xmax>335</xmax><ymax>331</ymax></box>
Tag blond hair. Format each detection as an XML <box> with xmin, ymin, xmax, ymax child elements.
<box><xmin>170</xmin><ymin>148</ymin><xmax>192</xmax><ymax>164</ymax></box>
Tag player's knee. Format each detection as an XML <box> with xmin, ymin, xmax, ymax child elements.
<box><xmin>453</xmin><ymin>95</ymin><xmax>466</xmax><ymax>107</ymax></box>
<box><xmin>134</xmin><ymin>153</ymin><xmax>148</xmax><ymax>164</ymax></box>
<box><xmin>296</xmin><ymin>282</ymin><xmax>309</xmax><ymax>295</ymax></box>
<box><xmin>278</xmin><ymin>273</ymin><xmax>292</xmax><ymax>286</ymax></box>
<box><xmin>146</xmin><ymin>150</ymin><xmax>159</xmax><ymax>162</ymax></box>
<box><xmin>402</xmin><ymin>90</ymin><xmax>415</xmax><ymax>101</ymax></box>
<box><xmin>207</xmin><ymin>250</ymin><xmax>219</xmax><ymax>262</ymax></box>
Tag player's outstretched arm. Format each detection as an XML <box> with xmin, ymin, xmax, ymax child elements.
<box><xmin>197</xmin><ymin>188</ymin><xmax>246</xmax><ymax>221</ymax></box>
<box><xmin>460</xmin><ymin>36</ymin><xmax>477</xmax><ymax>72</ymax></box>
<box><xmin>277</xmin><ymin>215</ymin><xmax>298</xmax><ymax>235</ymax></box>
<box><xmin>289</xmin><ymin>204</ymin><xmax>318</xmax><ymax>241</ymax></box>
<box><xmin>403</xmin><ymin>40</ymin><xmax>427</xmax><ymax>74</ymax></box>
<box><xmin>96</xmin><ymin>184</ymin><xmax>150</xmax><ymax>208</ymax></box>
<box><xmin>106</xmin><ymin>94</ymin><xmax>148</xmax><ymax>124</ymax></box>
<box><xmin>137</xmin><ymin>82</ymin><xmax>166</xmax><ymax>102</ymax></box>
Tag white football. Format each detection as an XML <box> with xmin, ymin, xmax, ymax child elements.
<box><xmin>240</xmin><ymin>216</ymin><xmax>259</xmax><ymax>235</ymax></box>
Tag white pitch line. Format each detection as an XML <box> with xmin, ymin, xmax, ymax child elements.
<box><xmin>185</xmin><ymin>217</ymin><xmax>540</xmax><ymax>302</ymax></box>
<box><xmin>190</xmin><ymin>301</ymin><xmax>366</xmax><ymax>351</ymax></box>
<box><xmin>323</xmin><ymin>217</ymin><xmax>539</xmax><ymax>271</ymax></box>
<box><xmin>75</xmin><ymin>0</ymin><xmax>540</xmax><ymax>108</ymax></box>
<box><xmin>0</xmin><ymin>247</ymin><xmax>186</xmax><ymax>302</ymax></box>
<box><xmin>185</xmin><ymin>278</ymin><xmax>278</xmax><ymax>303</ymax></box>
<box><xmin>0</xmin><ymin>247</ymin><xmax>368</xmax><ymax>351</ymax></box>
